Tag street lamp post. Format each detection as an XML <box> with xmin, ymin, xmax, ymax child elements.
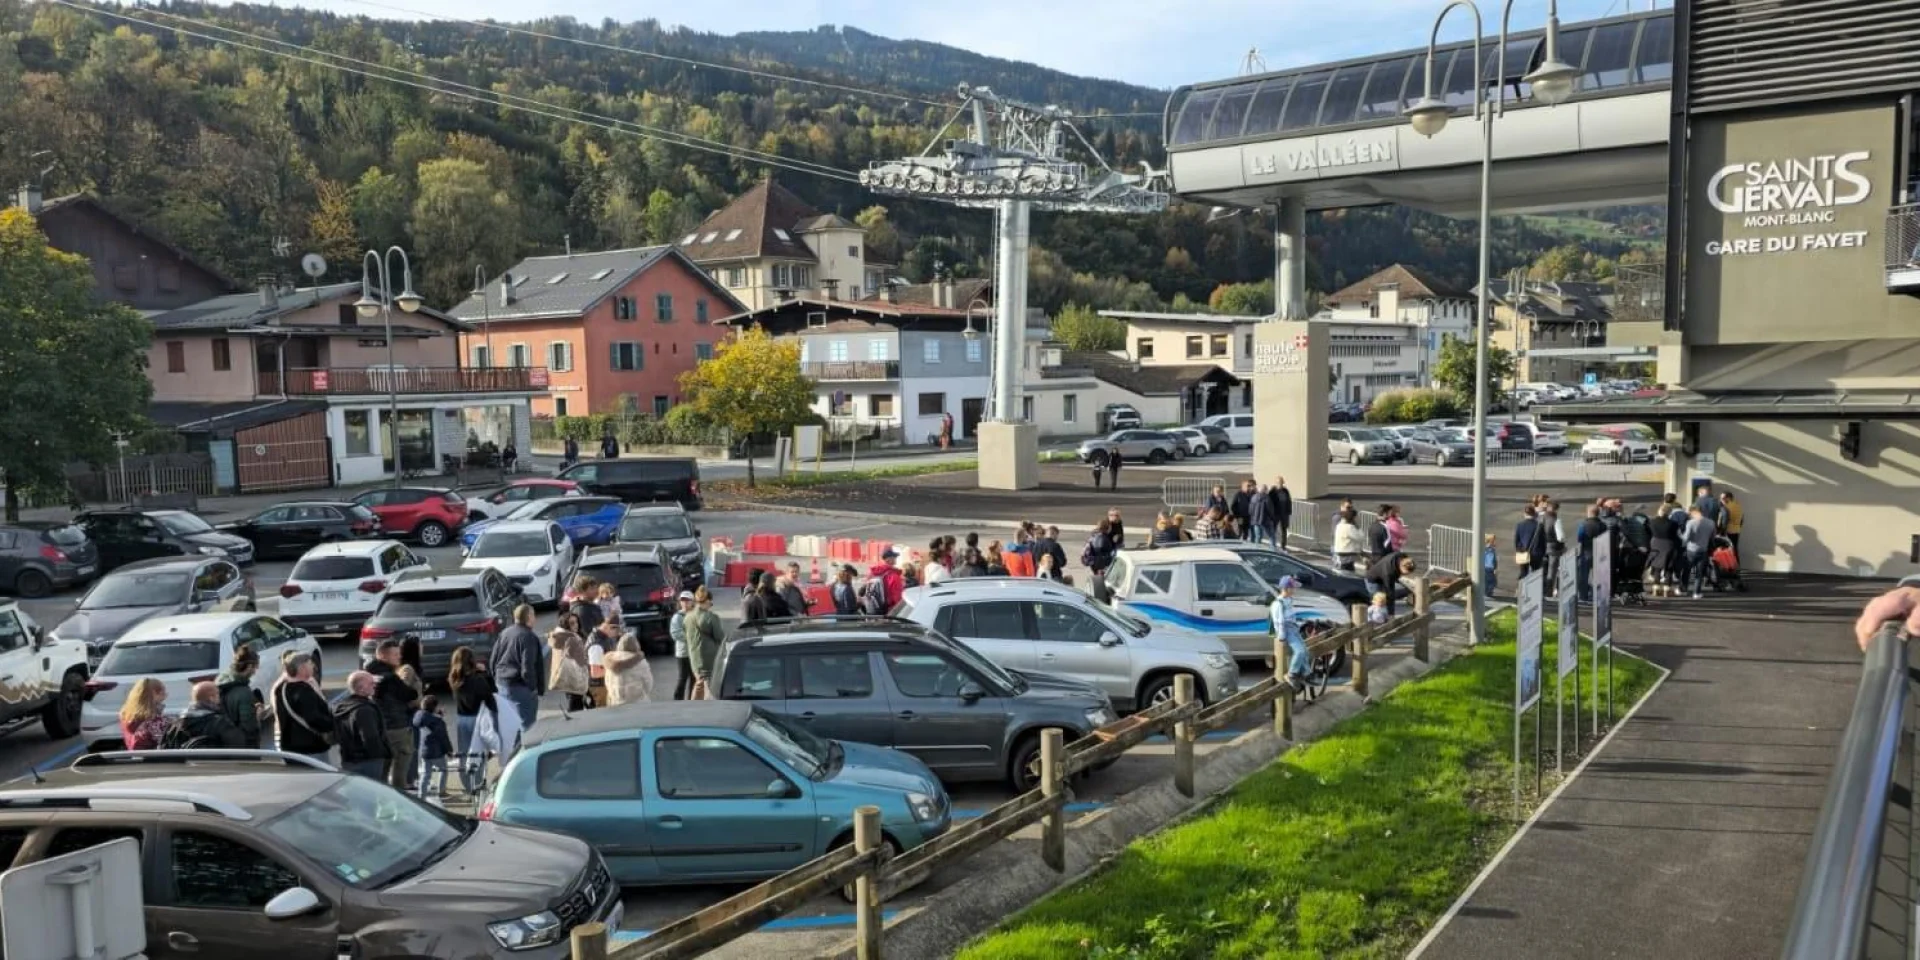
<box><xmin>354</xmin><ymin>247</ymin><xmax>423</xmax><ymax>486</ymax></box>
<box><xmin>472</xmin><ymin>264</ymin><xmax>492</xmax><ymax>369</ymax></box>
<box><xmin>964</xmin><ymin>296</ymin><xmax>992</xmax><ymax>423</ymax></box>
<box><xmin>1405</xmin><ymin>0</ymin><xmax>1578</xmax><ymax>645</ymax></box>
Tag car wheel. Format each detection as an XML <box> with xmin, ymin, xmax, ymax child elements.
<box><xmin>41</xmin><ymin>669</ymin><xmax>84</xmax><ymax>740</ymax></box>
<box><xmin>1172</xmin><ymin>447</ymin><xmax>1186</xmax><ymax>461</ymax></box>
<box><xmin>1009</xmin><ymin>731</ymin><xmax>1049</xmax><ymax>792</ymax></box>
<box><xmin>1349</xmin><ymin>451</ymin><xmax>1361</xmax><ymax>466</ymax></box>
<box><xmin>1147</xmin><ymin>449</ymin><xmax>1168</xmax><ymax>465</ymax></box>
<box><xmin>835</xmin><ymin>834</ymin><xmax>901</xmax><ymax>902</ymax></box>
<box><xmin>1139</xmin><ymin>672</ymin><xmax>1198</xmax><ymax>711</ymax></box>
<box><xmin>12</xmin><ymin>568</ymin><xmax>52</xmax><ymax>599</ymax></box>
<box><xmin>415</xmin><ymin>520</ymin><xmax>450</xmax><ymax>548</ymax></box>
<box><xmin>1436</xmin><ymin>452</ymin><xmax>1449</xmax><ymax>468</ymax></box>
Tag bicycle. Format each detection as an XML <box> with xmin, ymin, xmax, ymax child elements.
<box><xmin>1264</xmin><ymin>622</ymin><xmax>1347</xmax><ymax>702</ymax></box>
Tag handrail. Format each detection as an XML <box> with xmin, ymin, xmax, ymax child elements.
<box><xmin>1780</xmin><ymin>624</ymin><xmax>1909</xmax><ymax>960</ymax></box>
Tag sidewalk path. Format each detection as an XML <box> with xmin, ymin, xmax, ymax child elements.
<box><xmin>1414</xmin><ymin>575</ymin><xmax>1873</xmax><ymax>960</ymax></box>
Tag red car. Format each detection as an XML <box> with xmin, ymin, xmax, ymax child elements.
<box><xmin>349</xmin><ymin>486</ymin><xmax>466</xmax><ymax>548</ymax></box>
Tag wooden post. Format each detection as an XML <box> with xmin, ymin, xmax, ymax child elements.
<box><xmin>854</xmin><ymin>805</ymin><xmax>884</xmax><ymax>959</ymax></box>
<box><xmin>1273</xmin><ymin>632</ymin><xmax>1293</xmax><ymax>739</ymax></box>
<box><xmin>1173</xmin><ymin>674</ymin><xmax>1196</xmax><ymax>798</ymax></box>
<box><xmin>1412</xmin><ymin>577</ymin><xmax>1431</xmax><ymax>663</ymax></box>
<box><xmin>570</xmin><ymin>922</ymin><xmax>608</xmax><ymax>960</ymax></box>
<box><xmin>1040</xmin><ymin>728</ymin><xmax>1066</xmax><ymax>872</ymax></box>
<box><xmin>1349</xmin><ymin>604</ymin><xmax>1370</xmax><ymax>699</ymax></box>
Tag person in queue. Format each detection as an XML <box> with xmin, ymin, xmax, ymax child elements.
<box><xmin>490</xmin><ymin>604</ymin><xmax>545</xmax><ymax>735</ymax></box>
<box><xmin>119</xmin><ymin>677</ymin><xmax>169</xmax><ymax>750</ymax></box>
<box><xmin>333</xmin><ymin>671</ymin><xmax>389</xmax><ymax>779</ymax></box>
<box><xmin>272</xmin><ymin>651</ymin><xmax>333</xmax><ymax>762</ymax></box>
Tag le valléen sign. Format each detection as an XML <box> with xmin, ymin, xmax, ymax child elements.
<box><xmin>1702</xmin><ymin>152</ymin><xmax>1873</xmax><ymax>257</ymax></box>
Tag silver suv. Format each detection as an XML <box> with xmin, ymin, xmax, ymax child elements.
<box><xmin>1327</xmin><ymin>428</ymin><xmax>1396</xmax><ymax>465</ymax></box>
<box><xmin>894</xmin><ymin>579</ymin><xmax>1239</xmax><ymax>711</ymax></box>
<box><xmin>1076</xmin><ymin>430</ymin><xmax>1182</xmax><ymax>466</ymax></box>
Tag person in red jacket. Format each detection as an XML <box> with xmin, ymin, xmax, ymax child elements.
<box><xmin>868</xmin><ymin>548</ymin><xmax>907</xmax><ymax>610</ymax></box>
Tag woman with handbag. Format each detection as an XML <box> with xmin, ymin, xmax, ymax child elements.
<box><xmin>547</xmin><ymin>615</ymin><xmax>591</xmax><ymax>712</ymax></box>
<box><xmin>272</xmin><ymin>651</ymin><xmax>334</xmax><ymax>763</ymax></box>
<box><xmin>1514</xmin><ymin>505</ymin><xmax>1548</xmax><ymax>583</ymax></box>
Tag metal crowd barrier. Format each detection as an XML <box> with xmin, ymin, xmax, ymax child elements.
<box><xmin>1160</xmin><ymin>476</ymin><xmax>1227</xmax><ymax>515</ymax></box>
<box><xmin>1426</xmin><ymin>523</ymin><xmax>1475</xmax><ymax>576</ymax></box>
<box><xmin>1290</xmin><ymin>501</ymin><xmax>1322</xmax><ymax>545</ymax></box>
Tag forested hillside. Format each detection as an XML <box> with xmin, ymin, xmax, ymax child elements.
<box><xmin>0</xmin><ymin>0</ymin><xmax>1659</xmax><ymax>313</ymax></box>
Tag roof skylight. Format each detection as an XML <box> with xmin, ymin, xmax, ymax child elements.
<box><xmin>773</xmin><ymin>229</ymin><xmax>792</xmax><ymax>241</ymax></box>
<box><xmin>724</xmin><ymin>229</ymin><xmax>743</xmax><ymax>241</ymax></box>
<box><xmin>546</xmin><ymin>273</ymin><xmax>568</xmax><ymax>285</ymax></box>
<box><xmin>590</xmin><ymin>268</ymin><xmax>614</xmax><ymax>281</ymax></box>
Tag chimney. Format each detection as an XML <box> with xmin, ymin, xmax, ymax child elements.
<box><xmin>936</xmin><ymin>274</ymin><xmax>954</xmax><ymax>309</ymax></box>
<box><xmin>878</xmin><ymin>282</ymin><xmax>896</xmax><ymax>304</ymax></box>
<box><xmin>16</xmin><ymin>183</ymin><xmax>42</xmax><ymax>214</ymax></box>
<box><xmin>256</xmin><ymin>278</ymin><xmax>278</xmax><ymax>309</ymax></box>
<box><xmin>822</xmin><ymin>278</ymin><xmax>840</xmax><ymax>301</ymax></box>
<box><xmin>499</xmin><ymin>272</ymin><xmax>516</xmax><ymax>308</ymax></box>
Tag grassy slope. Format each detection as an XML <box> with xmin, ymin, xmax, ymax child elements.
<box><xmin>957</xmin><ymin>613</ymin><xmax>1658</xmax><ymax>960</ymax></box>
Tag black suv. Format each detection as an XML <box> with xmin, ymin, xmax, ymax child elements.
<box><xmin>75</xmin><ymin>509</ymin><xmax>255</xmax><ymax>572</ymax></box>
<box><xmin>571</xmin><ymin>544</ymin><xmax>676</xmax><ymax>652</ymax></box>
<box><xmin>555</xmin><ymin>458</ymin><xmax>701</xmax><ymax>509</ymax></box>
<box><xmin>611</xmin><ymin>503</ymin><xmax>703</xmax><ymax>588</ymax></box>
<box><xmin>0</xmin><ymin>750</ymin><xmax>613</xmax><ymax>959</ymax></box>
<box><xmin>711</xmin><ymin>617</ymin><xmax>1116</xmax><ymax>791</ymax></box>
<box><xmin>360</xmin><ymin>571</ymin><xmax>521</xmax><ymax>683</ymax></box>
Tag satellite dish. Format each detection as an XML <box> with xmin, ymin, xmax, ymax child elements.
<box><xmin>300</xmin><ymin>253</ymin><xmax>327</xmax><ymax>279</ymax></box>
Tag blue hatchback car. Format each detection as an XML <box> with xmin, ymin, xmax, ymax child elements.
<box><xmin>481</xmin><ymin>701</ymin><xmax>952</xmax><ymax>886</ymax></box>
<box><xmin>461</xmin><ymin>496</ymin><xmax>625</xmax><ymax>551</ymax></box>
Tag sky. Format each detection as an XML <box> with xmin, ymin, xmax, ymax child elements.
<box><xmin>279</xmin><ymin>0</ymin><xmax>1664</xmax><ymax>90</ymax></box>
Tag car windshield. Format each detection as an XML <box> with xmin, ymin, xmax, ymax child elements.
<box><xmin>1437</xmin><ymin>430</ymin><xmax>1470</xmax><ymax>443</ymax></box>
<box><xmin>470</xmin><ymin>531</ymin><xmax>551</xmax><ymax>558</ymax></box>
<box><xmin>378</xmin><ymin>589</ymin><xmax>480</xmax><ymax>619</ymax></box>
<box><xmin>262</xmin><ymin>776</ymin><xmax>468</xmax><ymax>889</ymax></box>
<box><xmin>942</xmin><ymin>634</ymin><xmax>1026</xmax><ymax>693</ymax></box>
<box><xmin>586</xmin><ymin>562</ymin><xmax>665</xmax><ymax>592</ymax></box>
<box><xmin>154</xmin><ymin>513</ymin><xmax>214</xmax><ymax>535</ymax></box>
<box><xmin>501</xmin><ymin>502</ymin><xmax>548</xmax><ymax>521</ymax></box>
<box><xmin>1106</xmin><ymin>603</ymin><xmax>1154</xmax><ymax>638</ymax></box>
<box><xmin>97</xmin><ymin>638</ymin><xmax>220</xmax><ymax>676</ymax></box>
<box><xmin>81</xmin><ymin>573</ymin><xmax>188</xmax><ymax>609</ymax></box>
<box><xmin>290</xmin><ymin>556</ymin><xmax>376</xmax><ymax>582</ymax></box>
<box><xmin>40</xmin><ymin>524</ymin><xmax>88</xmax><ymax>547</ymax></box>
<box><xmin>744</xmin><ymin>712</ymin><xmax>833</xmax><ymax>780</ymax></box>
<box><xmin>1348</xmin><ymin>429</ymin><xmax>1384</xmax><ymax>441</ymax></box>
<box><xmin>619</xmin><ymin>515</ymin><xmax>693</xmax><ymax>541</ymax></box>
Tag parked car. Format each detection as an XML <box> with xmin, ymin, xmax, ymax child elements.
<box><xmin>1581</xmin><ymin>433</ymin><xmax>1658</xmax><ymax>463</ymax></box>
<box><xmin>277</xmin><ymin>540</ymin><xmax>430</xmax><ymax>637</ymax></box>
<box><xmin>0</xmin><ymin>750</ymin><xmax>615</xmax><ymax>957</ymax></box>
<box><xmin>461</xmin><ymin>495</ymin><xmax>624</xmax><ymax>551</ymax></box>
<box><xmin>713</xmin><ymin>617</ymin><xmax>1114</xmax><ymax>791</ymax></box>
<box><xmin>1194</xmin><ymin>424</ymin><xmax>1234</xmax><ymax>453</ymax></box>
<box><xmin>0</xmin><ymin>601</ymin><xmax>87</xmax><ymax>740</ymax></box>
<box><xmin>75</xmin><ymin>509</ymin><xmax>255</xmax><ymax>571</ymax></box>
<box><xmin>894</xmin><ymin>578</ymin><xmax>1239</xmax><ymax>711</ymax></box>
<box><xmin>1167</xmin><ymin>427</ymin><xmax>1212</xmax><ymax>458</ymax></box>
<box><xmin>1076</xmin><ymin>430</ymin><xmax>1182</xmax><ymax>466</ymax></box>
<box><xmin>1493</xmin><ymin>421</ymin><xmax>1537</xmax><ymax>451</ymax></box>
<box><xmin>1327</xmin><ymin>428</ymin><xmax>1396</xmax><ymax>465</ymax></box>
<box><xmin>1407</xmin><ymin>428</ymin><xmax>1479</xmax><ymax>467</ymax></box>
<box><xmin>481</xmin><ymin>700</ymin><xmax>951</xmax><ymax>888</ymax></box>
<box><xmin>0</xmin><ymin>521</ymin><xmax>98</xmax><ymax>598</ymax></box>
<box><xmin>349</xmin><ymin>487</ymin><xmax>467</xmax><ymax>549</ymax></box>
<box><xmin>555</xmin><ymin>458</ymin><xmax>702</xmax><ymax>509</ymax></box>
<box><xmin>1531</xmin><ymin>421</ymin><xmax>1570</xmax><ymax>455</ymax></box>
<box><xmin>1329</xmin><ymin>402</ymin><xmax>1365</xmax><ymax>423</ymax></box>
<box><xmin>461</xmin><ymin>520</ymin><xmax>575</xmax><ymax>607</ymax></box>
<box><xmin>219</xmin><ymin>501</ymin><xmax>380</xmax><ymax>561</ymax></box>
<box><xmin>1100</xmin><ymin>403</ymin><xmax>1144</xmax><ymax>430</ymax></box>
<box><xmin>50</xmin><ymin>556</ymin><xmax>254</xmax><ymax>670</ymax></box>
<box><xmin>359</xmin><ymin>570</ymin><xmax>522</xmax><ymax>683</ymax></box>
<box><xmin>79</xmin><ymin>612</ymin><xmax>320</xmax><ymax>750</ymax></box>
<box><xmin>1377</xmin><ymin>426</ymin><xmax>1418</xmax><ymax>461</ymax></box>
<box><xmin>613</xmin><ymin>503</ymin><xmax>705</xmax><ymax>589</ymax></box>
<box><xmin>1197</xmin><ymin>413</ymin><xmax>1254</xmax><ymax>448</ymax></box>
<box><xmin>570</xmin><ymin>544</ymin><xmax>677</xmax><ymax>652</ymax></box>
<box><xmin>1095</xmin><ymin>546</ymin><xmax>1344</xmax><ymax>661</ymax></box>
<box><xmin>1209</xmin><ymin>542</ymin><xmax>1409</xmax><ymax>607</ymax></box>
<box><xmin>465</xmin><ymin>478</ymin><xmax>583</xmax><ymax>523</ymax></box>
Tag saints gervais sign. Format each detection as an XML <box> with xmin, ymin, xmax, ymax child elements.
<box><xmin>1703</xmin><ymin>151</ymin><xmax>1873</xmax><ymax>257</ymax></box>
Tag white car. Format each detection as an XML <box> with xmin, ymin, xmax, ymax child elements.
<box><xmin>1581</xmin><ymin>433</ymin><xmax>1658</xmax><ymax>463</ymax></box>
<box><xmin>463</xmin><ymin>479</ymin><xmax>584</xmax><ymax>523</ymax></box>
<box><xmin>1099</xmin><ymin>546</ymin><xmax>1346</xmax><ymax>661</ymax></box>
<box><xmin>277</xmin><ymin>539</ymin><xmax>430</xmax><ymax>637</ymax></box>
<box><xmin>1168</xmin><ymin>427</ymin><xmax>1212</xmax><ymax>458</ymax></box>
<box><xmin>1531</xmin><ymin>421</ymin><xmax>1570</xmax><ymax>455</ymax></box>
<box><xmin>461</xmin><ymin>519</ymin><xmax>574</xmax><ymax>606</ymax></box>
<box><xmin>78</xmin><ymin>612</ymin><xmax>320</xmax><ymax>750</ymax></box>
<box><xmin>1198</xmin><ymin>413</ymin><xmax>1255</xmax><ymax>448</ymax></box>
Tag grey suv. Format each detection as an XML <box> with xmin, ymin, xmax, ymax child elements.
<box><xmin>0</xmin><ymin>521</ymin><xmax>98</xmax><ymax>598</ymax></box>
<box><xmin>50</xmin><ymin>556</ymin><xmax>254</xmax><ymax>670</ymax></box>
<box><xmin>1076</xmin><ymin>430</ymin><xmax>1181</xmax><ymax>466</ymax></box>
<box><xmin>712</xmin><ymin>617</ymin><xmax>1116</xmax><ymax>792</ymax></box>
<box><xmin>612</xmin><ymin>502</ymin><xmax>704</xmax><ymax>589</ymax></box>
<box><xmin>0</xmin><ymin>750</ymin><xmax>613</xmax><ymax>958</ymax></box>
<box><xmin>359</xmin><ymin>570</ymin><xmax>521</xmax><ymax>683</ymax></box>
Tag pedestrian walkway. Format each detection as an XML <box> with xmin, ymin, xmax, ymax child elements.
<box><xmin>1413</xmin><ymin>575</ymin><xmax>1873</xmax><ymax>960</ymax></box>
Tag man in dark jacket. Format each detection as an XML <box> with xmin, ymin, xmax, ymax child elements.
<box><xmin>490</xmin><ymin>604</ymin><xmax>545</xmax><ymax>732</ymax></box>
<box><xmin>366</xmin><ymin>640</ymin><xmax>418</xmax><ymax>791</ymax></box>
<box><xmin>271</xmin><ymin>652</ymin><xmax>333</xmax><ymax>760</ymax></box>
<box><xmin>1249</xmin><ymin>486</ymin><xmax>1274</xmax><ymax>547</ymax></box>
<box><xmin>1269</xmin><ymin>478</ymin><xmax>1294</xmax><ymax>550</ymax></box>
<box><xmin>1514</xmin><ymin>506</ymin><xmax>1547</xmax><ymax>583</ymax></box>
<box><xmin>1039</xmin><ymin>526</ymin><xmax>1069</xmax><ymax>576</ymax></box>
<box><xmin>1231</xmin><ymin>480</ymin><xmax>1256</xmax><ymax>542</ymax></box>
<box><xmin>1366</xmin><ymin>508</ymin><xmax>1393</xmax><ymax>565</ymax></box>
<box><xmin>214</xmin><ymin>646</ymin><xmax>263</xmax><ymax>748</ymax></box>
<box><xmin>333</xmin><ymin>671</ymin><xmax>389</xmax><ymax>779</ymax></box>
<box><xmin>171</xmin><ymin>681</ymin><xmax>246</xmax><ymax>749</ymax></box>
<box><xmin>568</xmin><ymin>592</ymin><xmax>604</xmax><ymax>637</ymax></box>
<box><xmin>1577</xmin><ymin>504</ymin><xmax>1608</xmax><ymax>602</ymax></box>
<box><xmin>1365</xmin><ymin>553</ymin><xmax>1417</xmax><ymax>617</ymax></box>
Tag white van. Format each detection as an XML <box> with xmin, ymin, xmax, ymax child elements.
<box><xmin>1198</xmin><ymin>413</ymin><xmax>1255</xmax><ymax>448</ymax></box>
<box><xmin>1096</xmin><ymin>546</ymin><xmax>1345</xmax><ymax>661</ymax></box>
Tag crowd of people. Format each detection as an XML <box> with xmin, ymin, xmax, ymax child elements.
<box><xmin>1475</xmin><ymin>485</ymin><xmax>1746</xmax><ymax>603</ymax></box>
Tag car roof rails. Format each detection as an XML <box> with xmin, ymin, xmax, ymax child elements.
<box><xmin>0</xmin><ymin>787</ymin><xmax>255</xmax><ymax>820</ymax></box>
<box><xmin>73</xmin><ymin>750</ymin><xmax>338</xmax><ymax>773</ymax></box>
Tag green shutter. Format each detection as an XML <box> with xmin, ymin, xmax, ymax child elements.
<box><xmin>610</xmin><ymin>341</ymin><xmax>620</xmax><ymax>370</ymax></box>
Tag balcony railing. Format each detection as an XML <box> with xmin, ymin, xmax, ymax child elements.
<box><xmin>1886</xmin><ymin>205</ymin><xmax>1920</xmax><ymax>292</ymax></box>
<box><xmin>802</xmin><ymin>360</ymin><xmax>900</xmax><ymax>381</ymax></box>
<box><xmin>259</xmin><ymin>366</ymin><xmax>550</xmax><ymax>396</ymax></box>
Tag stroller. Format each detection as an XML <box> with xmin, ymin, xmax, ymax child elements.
<box><xmin>1707</xmin><ymin>535</ymin><xmax>1748</xmax><ymax>592</ymax></box>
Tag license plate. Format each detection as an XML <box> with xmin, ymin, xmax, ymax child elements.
<box><xmin>418</xmin><ymin>630</ymin><xmax>446</xmax><ymax>640</ymax></box>
<box><xmin>75</xmin><ymin>565</ymin><xmax>95</xmax><ymax>577</ymax></box>
<box><xmin>315</xmin><ymin>591</ymin><xmax>349</xmax><ymax>601</ymax></box>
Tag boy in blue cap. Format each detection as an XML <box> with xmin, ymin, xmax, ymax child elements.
<box><xmin>1269</xmin><ymin>576</ymin><xmax>1314</xmax><ymax>698</ymax></box>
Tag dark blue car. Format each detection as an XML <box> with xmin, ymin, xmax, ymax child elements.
<box><xmin>460</xmin><ymin>495</ymin><xmax>625</xmax><ymax>551</ymax></box>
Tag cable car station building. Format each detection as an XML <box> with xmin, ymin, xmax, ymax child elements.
<box><xmin>1165</xmin><ymin>2</ymin><xmax>1920</xmax><ymax>578</ymax></box>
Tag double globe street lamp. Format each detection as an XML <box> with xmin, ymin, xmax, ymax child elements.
<box><xmin>353</xmin><ymin>247</ymin><xmax>423</xmax><ymax>486</ymax></box>
<box><xmin>1402</xmin><ymin>0</ymin><xmax>1579</xmax><ymax>645</ymax></box>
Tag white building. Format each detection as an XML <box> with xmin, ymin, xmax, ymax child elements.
<box><xmin>1317</xmin><ymin>264</ymin><xmax>1476</xmax><ymax>401</ymax></box>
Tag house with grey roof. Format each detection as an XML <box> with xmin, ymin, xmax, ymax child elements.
<box><xmin>1317</xmin><ymin>263</ymin><xmax>1479</xmax><ymax>397</ymax></box>
<box><xmin>678</xmin><ymin>178</ymin><xmax>892</xmax><ymax>309</ymax></box>
<box><xmin>11</xmin><ymin>185</ymin><xmax>237</xmax><ymax>312</ymax></box>
<box><xmin>449</xmin><ymin>246</ymin><xmax>743</xmax><ymax>420</ymax></box>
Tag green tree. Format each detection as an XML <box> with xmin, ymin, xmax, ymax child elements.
<box><xmin>678</xmin><ymin>326</ymin><xmax>815</xmax><ymax>486</ymax></box>
<box><xmin>307</xmin><ymin>178</ymin><xmax>361</xmax><ymax>275</ymax></box>
<box><xmin>350</xmin><ymin>167</ymin><xmax>411</xmax><ymax>256</ymax></box>
<box><xmin>0</xmin><ymin>209</ymin><xmax>153</xmax><ymax>520</ymax></box>
<box><xmin>410</xmin><ymin>158</ymin><xmax>520</xmax><ymax>307</ymax></box>
<box><xmin>1050</xmin><ymin>303</ymin><xmax>1125</xmax><ymax>352</ymax></box>
<box><xmin>641</xmin><ymin>188</ymin><xmax>699</xmax><ymax>245</ymax></box>
<box><xmin>855</xmin><ymin>205</ymin><xmax>902</xmax><ymax>265</ymax></box>
<box><xmin>1433</xmin><ymin>334</ymin><xmax>1517</xmax><ymax>403</ymax></box>
<box><xmin>1210</xmin><ymin>280</ymin><xmax>1274</xmax><ymax>316</ymax></box>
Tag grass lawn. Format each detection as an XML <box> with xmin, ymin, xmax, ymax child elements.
<box><xmin>956</xmin><ymin>612</ymin><xmax>1659</xmax><ymax>960</ymax></box>
<box><xmin>710</xmin><ymin>450</ymin><xmax>1080</xmax><ymax>497</ymax></box>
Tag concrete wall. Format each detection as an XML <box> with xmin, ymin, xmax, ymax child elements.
<box><xmin>800</xmin><ymin>226</ymin><xmax>869</xmax><ymax>299</ymax></box>
<box><xmin>1252</xmin><ymin>321</ymin><xmax>1329</xmax><ymax>498</ymax></box>
<box><xmin>1126</xmin><ymin>319</ymin><xmax>1247</xmax><ymax>369</ymax></box>
<box><xmin>902</xmin><ymin>374</ymin><xmax>990</xmax><ymax>442</ymax></box>
<box><xmin>900</xmin><ymin>330</ymin><xmax>989</xmax><ymax>379</ymax></box>
<box><xmin>149</xmin><ymin>334</ymin><xmax>260</xmax><ymax>402</ymax></box>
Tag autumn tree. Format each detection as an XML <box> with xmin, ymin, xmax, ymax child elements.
<box><xmin>678</xmin><ymin>326</ymin><xmax>815</xmax><ymax>486</ymax></box>
<box><xmin>856</xmin><ymin>205</ymin><xmax>902</xmax><ymax>264</ymax></box>
<box><xmin>0</xmin><ymin>209</ymin><xmax>153</xmax><ymax>520</ymax></box>
<box><xmin>307</xmin><ymin>179</ymin><xmax>361</xmax><ymax>275</ymax></box>
<box><xmin>1433</xmin><ymin>333</ymin><xmax>1517</xmax><ymax>404</ymax></box>
<box><xmin>1050</xmin><ymin>303</ymin><xmax>1125</xmax><ymax>352</ymax></box>
<box><xmin>1210</xmin><ymin>280</ymin><xmax>1274</xmax><ymax>316</ymax></box>
<box><xmin>411</xmin><ymin>158</ymin><xmax>519</xmax><ymax>307</ymax></box>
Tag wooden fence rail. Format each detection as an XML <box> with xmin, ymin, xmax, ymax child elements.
<box><xmin>577</xmin><ymin>575</ymin><xmax>1475</xmax><ymax>960</ymax></box>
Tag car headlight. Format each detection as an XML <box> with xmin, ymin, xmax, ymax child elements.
<box><xmin>488</xmin><ymin>911</ymin><xmax>564</xmax><ymax>951</ymax></box>
<box><xmin>535</xmin><ymin>562</ymin><xmax>552</xmax><ymax>576</ymax></box>
<box><xmin>195</xmin><ymin>545</ymin><xmax>226</xmax><ymax>556</ymax></box>
<box><xmin>906</xmin><ymin>792</ymin><xmax>942</xmax><ymax>823</ymax></box>
<box><xmin>1202</xmin><ymin>652</ymin><xmax>1234</xmax><ymax>670</ymax></box>
<box><xmin>1084</xmin><ymin>707</ymin><xmax>1113</xmax><ymax>728</ymax></box>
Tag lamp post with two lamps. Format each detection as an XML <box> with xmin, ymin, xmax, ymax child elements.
<box><xmin>353</xmin><ymin>247</ymin><xmax>424</xmax><ymax>486</ymax></box>
<box><xmin>1402</xmin><ymin>0</ymin><xmax>1579</xmax><ymax>646</ymax></box>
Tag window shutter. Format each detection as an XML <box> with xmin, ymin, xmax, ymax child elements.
<box><xmin>610</xmin><ymin>341</ymin><xmax>620</xmax><ymax>370</ymax></box>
